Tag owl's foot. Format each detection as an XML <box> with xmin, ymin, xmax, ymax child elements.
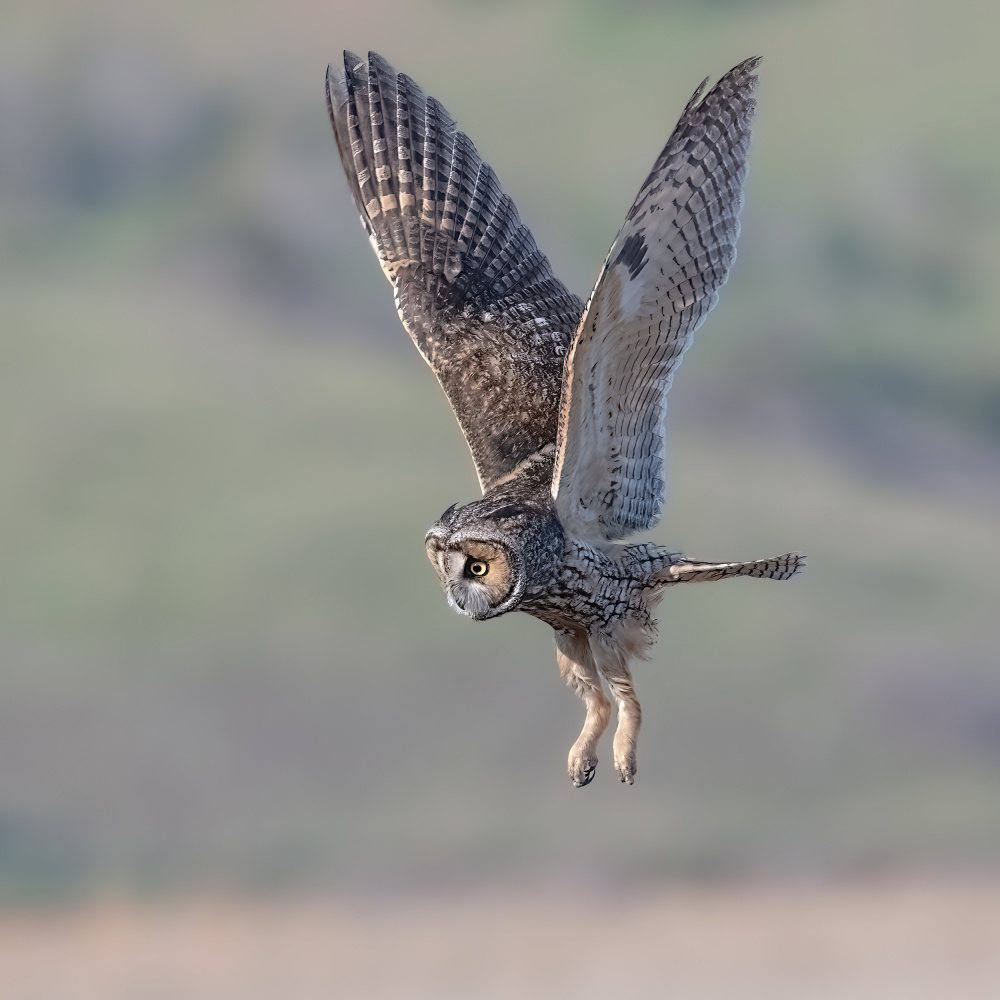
<box><xmin>610</xmin><ymin>700</ymin><xmax>640</xmax><ymax>785</ymax></box>
<box><xmin>568</xmin><ymin>751</ymin><xmax>598</xmax><ymax>788</ymax></box>
<box><xmin>613</xmin><ymin>746</ymin><xmax>637</xmax><ymax>785</ymax></box>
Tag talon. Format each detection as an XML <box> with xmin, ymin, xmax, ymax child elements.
<box><xmin>614</xmin><ymin>760</ymin><xmax>636</xmax><ymax>785</ymax></box>
<box><xmin>568</xmin><ymin>757</ymin><xmax>598</xmax><ymax>787</ymax></box>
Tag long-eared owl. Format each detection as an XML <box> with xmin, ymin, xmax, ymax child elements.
<box><xmin>327</xmin><ymin>51</ymin><xmax>804</xmax><ymax>786</ymax></box>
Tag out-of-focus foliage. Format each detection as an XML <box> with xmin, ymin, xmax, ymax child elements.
<box><xmin>0</xmin><ymin>0</ymin><xmax>998</xmax><ymax>897</ymax></box>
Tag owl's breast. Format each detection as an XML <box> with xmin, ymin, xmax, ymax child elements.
<box><xmin>520</xmin><ymin>535</ymin><xmax>651</xmax><ymax>635</ymax></box>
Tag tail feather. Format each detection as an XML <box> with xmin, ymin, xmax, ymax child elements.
<box><xmin>653</xmin><ymin>552</ymin><xmax>806</xmax><ymax>586</ymax></box>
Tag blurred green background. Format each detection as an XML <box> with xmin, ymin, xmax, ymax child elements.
<box><xmin>1</xmin><ymin>0</ymin><xmax>998</xmax><ymax>899</ymax></box>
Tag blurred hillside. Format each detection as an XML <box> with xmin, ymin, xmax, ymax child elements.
<box><xmin>0</xmin><ymin>0</ymin><xmax>998</xmax><ymax>897</ymax></box>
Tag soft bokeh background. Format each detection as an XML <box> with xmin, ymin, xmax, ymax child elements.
<box><xmin>2</xmin><ymin>0</ymin><xmax>999</xmax><ymax>994</ymax></box>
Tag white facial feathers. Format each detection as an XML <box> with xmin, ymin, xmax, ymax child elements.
<box><xmin>425</xmin><ymin>539</ymin><xmax>514</xmax><ymax>619</ymax></box>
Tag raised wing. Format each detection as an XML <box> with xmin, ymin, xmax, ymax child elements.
<box><xmin>327</xmin><ymin>51</ymin><xmax>583</xmax><ymax>492</ymax></box>
<box><xmin>552</xmin><ymin>58</ymin><xmax>760</xmax><ymax>541</ymax></box>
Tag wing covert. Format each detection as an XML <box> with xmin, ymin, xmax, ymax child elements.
<box><xmin>327</xmin><ymin>51</ymin><xmax>583</xmax><ymax>492</ymax></box>
<box><xmin>552</xmin><ymin>58</ymin><xmax>760</xmax><ymax>541</ymax></box>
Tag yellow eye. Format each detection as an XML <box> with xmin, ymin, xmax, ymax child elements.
<box><xmin>467</xmin><ymin>559</ymin><xmax>489</xmax><ymax>578</ymax></box>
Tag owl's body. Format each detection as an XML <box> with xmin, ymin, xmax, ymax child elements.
<box><xmin>328</xmin><ymin>51</ymin><xmax>803</xmax><ymax>786</ymax></box>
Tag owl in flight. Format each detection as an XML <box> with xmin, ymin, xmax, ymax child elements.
<box><xmin>327</xmin><ymin>51</ymin><xmax>803</xmax><ymax>787</ymax></box>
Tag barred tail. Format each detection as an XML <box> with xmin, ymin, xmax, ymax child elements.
<box><xmin>653</xmin><ymin>552</ymin><xmax>805</xmax><ymax>586</ymax></box>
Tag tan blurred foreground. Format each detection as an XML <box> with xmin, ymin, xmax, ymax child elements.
<box><xmin>1</xmin><ymin>882</ymin><xmax>998</xmax><ymax>1000</ymax></box>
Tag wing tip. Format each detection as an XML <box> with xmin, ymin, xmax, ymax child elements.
<box><xmin>367</xmin><ymin>50</ymin><xmax>396</xmax><ymax>76</ymax></box>
<box><xmin>683</xmin><ymin>55</ymin><xmax>762</xmax><ymax>116</ymax></box>
<box><xmin>725</xmin><ymin>55</ymin><xmax>763</xmax><ymax>100</ymax></box>
<box><xmin>724</xmin><ymin>55</ymin><xmax>763</xmax><ymax>86</ymax></box>
<box><xmin>325</xmin><ymin>62</ymin><xmax>344</xmax><ymax>116</ymax></box>
<box><xmin>785</xmin><ymin>551</ymin><xmax>807</xmax><ymax>578</ymax></box>
<box><xmin>765</xmin><ymin>551</ymin><xmax>807</xmax><ymax>581</ymax></box>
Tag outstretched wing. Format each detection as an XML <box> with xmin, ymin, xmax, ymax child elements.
<box><xmin>552</xmin><ymin>58</ymin><xmax>760</xmax><ymax>541</ymax></box>
<box><xmin>327</xmin><ymin>51</ymin><xmax>583</xmax><ymax>492</ymax></box>
<box><xmin>654</xmin><ymin>552</ymin><xmax>805</xmax><ymax>585</ymax></box>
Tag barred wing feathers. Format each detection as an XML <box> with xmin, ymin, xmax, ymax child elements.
<box><xmin>327</xmin><ymin>51</ymin><xmax>583</xmax><ymax>492</ymax></box>
<box><xmin>655</xmin><ymin>552</ymin><xmax>805</xmax><ymax>586</ymax></box>
<box><xmin>552</xmin><ymin>58</ymin><xmax>760</xmax><ymax>541</ymax></box>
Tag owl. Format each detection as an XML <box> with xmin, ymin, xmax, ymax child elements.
<box><xmin>327</xmin><ymin>51</ymin><xmax>803</xmax><ymax>787</ymax></box>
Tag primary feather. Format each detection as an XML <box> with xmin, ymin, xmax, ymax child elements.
<box><xmin>327</xmin><ymin>51</ymin><xmax>582</xmax><ymax>491</ymax></box>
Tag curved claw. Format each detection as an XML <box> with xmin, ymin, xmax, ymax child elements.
<box><xmin>614</xmin><ymin>755</ymin><xmax>636</xmax><ymax>785</ymax></box>
<box><xmin>569</xmin><ymin>756</ymin><xmax>598</xmax><ymax>788</ymax></box>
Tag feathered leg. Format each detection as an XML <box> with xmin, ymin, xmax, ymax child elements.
<box><xmin>555</xmin><ymin>631</ymin><xmax>610</xmax><ymax>788</ymax></box>
<box><xmin>591</xmin><ymin>635</ymin><xmax>642</xmax><ymax>785</ymax></box>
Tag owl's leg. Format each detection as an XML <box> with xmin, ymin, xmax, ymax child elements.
<box><xmin>591</xmin><ymin>643</ymin><xmax>641</xmax><ymax>785</ymax></box>
<box><xmin>555</xmin><ymin>632</ymin><xmax>610</xmax><ymax>788</ymax></box>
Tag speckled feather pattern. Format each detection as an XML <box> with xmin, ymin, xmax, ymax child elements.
<box><xmin>327</xmin><ymin>52</ymin><xmax>804</xmax><ymax>786</ymax></box>
<box><xmin>553</xmin><ymin>58</ymin><xmax>760</xmax><ymax>542</ymax></box>
<box><xmin>327</xmin><ymin>52</ymin><xmax>583</xmax><ymax>492</ymax></box>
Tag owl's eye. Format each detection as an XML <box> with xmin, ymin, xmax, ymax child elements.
<box><xmin>466</xmin><ymin>559</ymin><xmax>489</xmax><ymax>578</ymax></box>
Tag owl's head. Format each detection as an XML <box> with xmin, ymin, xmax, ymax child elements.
<box><xmin>424</xmin><ymin>501</ymin><xmax>534</xmax><ymax>620</ymax></box>
<box><xmin>425</xmin><ymin>527</ymin><xmax>522</xmax><ymax>621</ymax></box>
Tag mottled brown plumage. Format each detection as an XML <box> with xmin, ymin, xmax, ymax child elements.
<box><xmin>328</xmin><ymin>52</ymin><xmax>581</xmax><ymax>491</ymax></box>
<box><xmin>327</xmin><ymin>51</ymin><xmax>803</xmax><ymax>786</ymax></box>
